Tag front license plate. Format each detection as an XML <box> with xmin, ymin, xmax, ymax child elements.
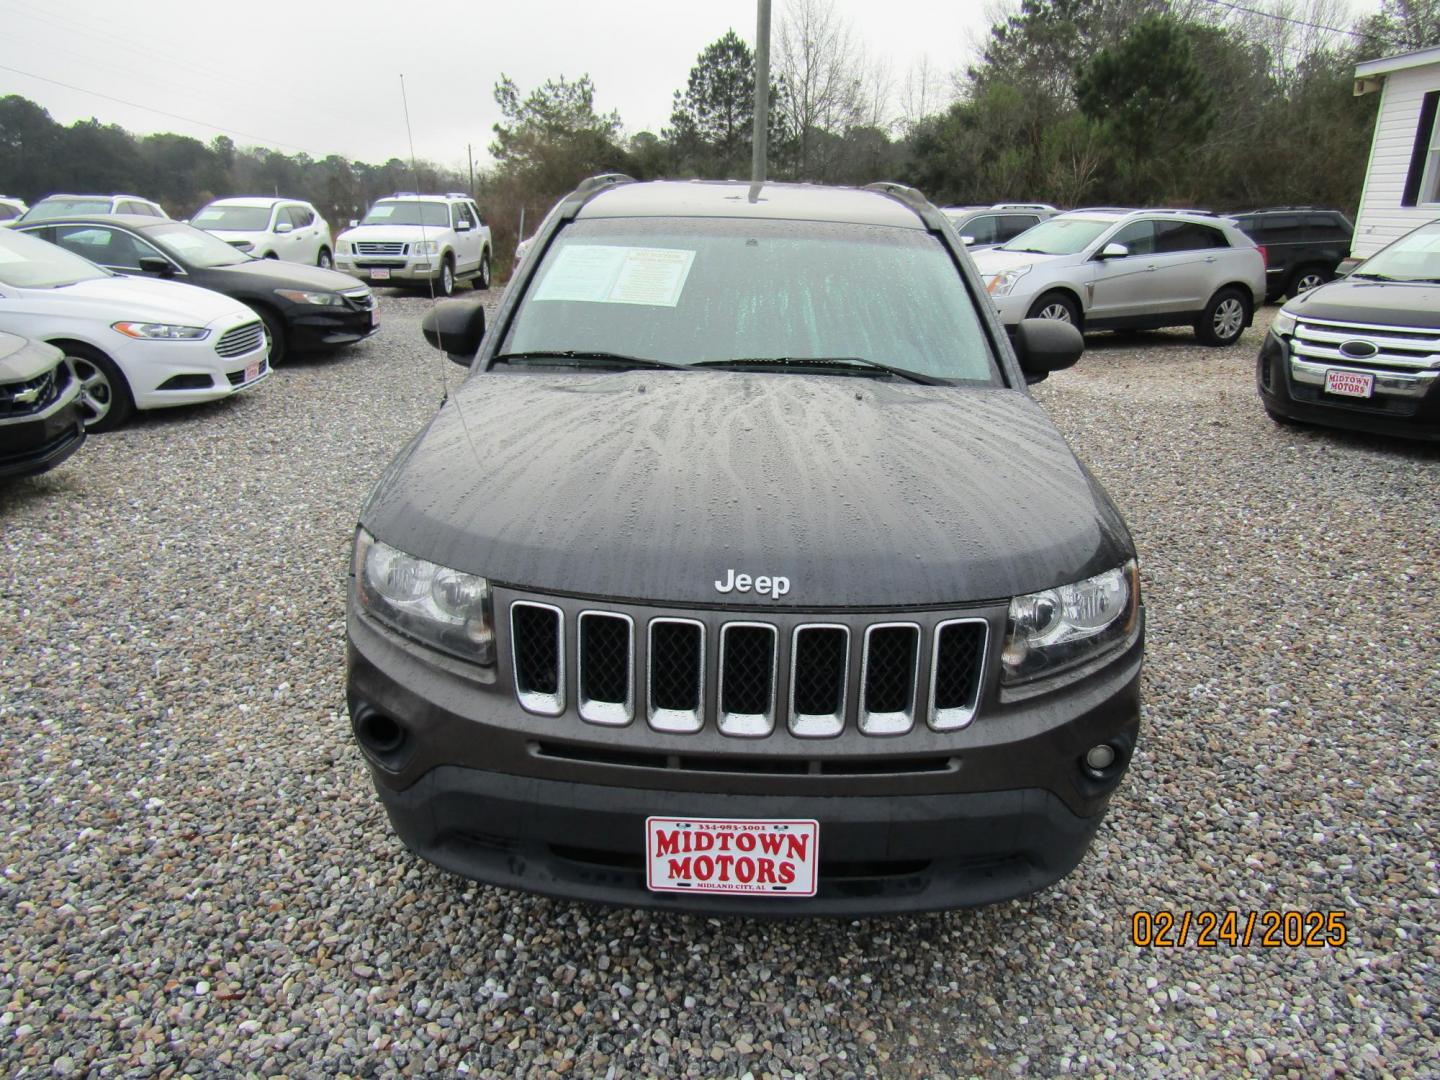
<box><xmin>369</xmin><ymin>268</ymin><xmax>391</xmax><ymax>281</ymax></box>
<box><xmin>646</xmin><ymin>817</ymin><xmax>819</xmax><ymax>897</ymax></box>
<box><xmin>1324</xmin><ymin>369</ymin><xmax>1374</xmax><ymax>398</ymax></box>
<box><xmin>244</xmin><ymin>362</ymin><xmax>260</xmax><ymax>383</ymax></box>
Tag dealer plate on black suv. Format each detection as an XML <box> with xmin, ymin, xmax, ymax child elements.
<box><xmin>645</xmin><ymin>817</ymin><xmax>819</xmax><ymax>897</ymax></box>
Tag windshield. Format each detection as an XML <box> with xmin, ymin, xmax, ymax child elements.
<box><xmin>148</xmin><ymin>222</ymin><xmax>251</xmax><ymax>267</ymax></box>
<box><xmin>0</xmin><ymin>227</ymin><xmax>110</xmax><ymax>288</ymax></box>
<box><xmin>501</xmin><ymin>217</ymin><xmax>1000</xmax><ymax>383</ymax></box>
<box><xmin>1354</xmin><ymin>222</ymin><xmax>1440</xmax><ymax>282</ymax></box>
<box><xmin>21</xmin><ymin>198</ymin><xmax>113</xmax><ymax>222</ymax></box>
<box><xmin>191</xmin><ymin>204</ymin><xmax>272</xmax><ymax>231</ymax></box>
<box><xmin>361</xmin><ymin>200</ymin><xmax>450</xmax><ymax>227</ymax></box>
<box><xmin>999</xmin><ymin>216</ymin><xmax>1112</xmax><ymax>255</ymax></box>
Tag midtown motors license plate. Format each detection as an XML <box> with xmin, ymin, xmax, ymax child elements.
<box><xmin>1324</xmin><ymin>369</ymin><xmax>1374</xmax><ymax>398</ymax></box>
<box><xmin>369</xmin><ymin>268</ymin><xmax>391</xmax><ymax>281</ymax></box>
<box><xmin>645</xmin><ymin>817</ymin><xmax>819</xmax><ymax>897</ymax></box>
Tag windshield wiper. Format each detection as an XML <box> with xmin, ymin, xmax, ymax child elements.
<box><xmin>691</xmin><ymin>355</ymin><xmax>947</xmax><ymax>386</ymax></box>
<box><xmin>490</xmin><ymin>350</ymin><xmax>691</xmax><ymax>372</ymax></box>
<box><xmin>1348</xmin><ymin>271</ymin><xmax>1396</xmax><ymax>281</ymax></box>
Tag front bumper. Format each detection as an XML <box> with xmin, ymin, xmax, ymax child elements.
<box><xmin>346</xmin><ymin>597</ymin><xmax>1144</xmax><ymax>916</ymax></box>
<box><xmin>0</xmin><ymin>404</ymin><xmax>85</xmax><ymax>479</ymax></box>
<box><xmin>1257</xmin><ymin>331</ymin><xmax>1440</xmax><ymax>440</ymax></box>
<box><xmin>283</xmin><ymin>302</ymin><xmax>379</xmax><ymax>350</ymax></box>
<box><xmin>334</xmin><ymin>256</ymin><xmax>442</xmax><ymax>285</ymax></box>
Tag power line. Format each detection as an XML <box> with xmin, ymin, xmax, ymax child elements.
<box><xmin>0</xmin><ymin>62</ymin><xmax>327</xmax><ymax>156</ymax></box>
<box><xmin>1197</xmin><ymin>0</ymin><xmax>1365</xmax><ymax>39</ymax></box>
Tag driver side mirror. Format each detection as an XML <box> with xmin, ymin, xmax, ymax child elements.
<box><xmin>455</xmin><ymin>219</ymin><xmax>472</xmax><ymax>232</ymax></box>
<box><xmin>1097</xmin><ymin>242</ymin><xmax>1129</xmax><ymax>260</ymax></box>
<box><xmin>421</xmin><ymin>299</ymin><xmax>486</xmax><ymax>366</ymax></box>
<box><xmin>349</xmin><ymin>219</ymin><xmax>358</xmax><ymax>228</ymax></box>
<box><xmin>275</xmin><ymin>222</ymin><xmax>294</xmax><ymax>234</ymax></box>
<box><xmin>1013</xmin><ymin>318</ymin><xmax>1083</xmax><ymax>384</ymax></box>
<box><xmin>137</xmin><ymin>255</ymin><xmax>174</xmax><ymax>277</ymax></box>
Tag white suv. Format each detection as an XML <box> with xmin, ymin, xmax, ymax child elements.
<box><xmin>190</xmin><ymin>197</ymin><xmax>334</xmax><ymax>268</ymax></box>
<box><xmin>335</xmin><ymin>193</ymin><xmax>492</xmax><ymax>295</ymax></box>
<box><xmin>18</xmin><ymin>194</ymin><xmax>167</xmax><ymax>223</ymax></box>
<box><xmin>971</xmin><ymin>209</ymin><xmax>1267</xmax><ymax>346</ymax></box>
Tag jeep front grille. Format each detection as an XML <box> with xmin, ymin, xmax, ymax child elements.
<box><xmin>506</xmin><ymin>598</ymin><xmax>991</xmax><ymax>739</ymax></box>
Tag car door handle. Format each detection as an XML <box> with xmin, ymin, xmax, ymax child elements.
<box><xmin>1204</xmin><ymin>256</ymin><xmax>1217</xmax><ymax>263</ymax></box>
<box><xmin>1145</xmin><ymin>264</ymin><xmax>1158</xmax><ymax>271</ymax></box>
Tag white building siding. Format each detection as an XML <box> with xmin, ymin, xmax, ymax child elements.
<box><xmin>1353</xmin><ymin>63</ymin><xmax>1440</xmax><ymax>258</ymax></box>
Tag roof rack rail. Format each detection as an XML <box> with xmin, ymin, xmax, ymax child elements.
<box><xmin>863</xmin><ymin>181</ymin><xmax>946</xmax><ymax>231</ymax></box>
<box><xmin>391</xmin><ymin>191</ymin><xmax>417</xmax><ymax>198</ymax></box>
<box><xmin>1073</xmin><ymin>206</ymin><xmax>1135</xmax><ymax>214</ymax></box>
<box><xmin>444</xmin><ymin>192</ymin><xmax>470</xmax><ymax>199</ymax></box>
<box><xmin>990</xmin><ymin>202</ymin><xmax>1057</xmax><ymax>212</ymax></box>
<box><xmin>557</xmin><ymin>173</ymin><xmax>636</xmax><ymax>221</ymax></box>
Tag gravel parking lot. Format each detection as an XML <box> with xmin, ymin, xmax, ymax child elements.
<box><xmin>2</xmin><ymin>293</ymin><xmax>1437</xmax><ymax>1078</ymax></box>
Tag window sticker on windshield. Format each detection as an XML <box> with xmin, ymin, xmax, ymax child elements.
<box><xmin>369</xmin><ymin>205</ymin><xmax>394</xmax><ymax>218</ymax></box>
<box><xmin>193</xmin><ymin>210</ymin><xmax>222</xmax><ymax>223</ymax></box>
<box><xmin>533</xmin><ymin>245</ymin><xmax>696</xmax><ymax>307</ymax></box>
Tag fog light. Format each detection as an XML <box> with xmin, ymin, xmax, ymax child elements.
<box><xmin>1085</xmin><ymin>744</ymin><xmax>1117</xmax><ymax>771</ymax></box>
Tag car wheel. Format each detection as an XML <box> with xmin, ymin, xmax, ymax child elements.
<box><xmin>1287</xmin><ymin>266</ymin><xmax>1330</xmax><ymax>299</ymax></box>
<box><xmin>63</xmin><ymin>343</ymin><xmax>134</xmax><ymax>433</ymax></box>
<box><xmin>263</xmin><ymin>252</ymin><xmax>278</xmax><ymax>260</ymax></box>
<box><xmin>1196</xmin><ymin>288</ymin><xmax>1250</xmax><ymax>347</ymax></box>
<box><xmin>317</xmin><ymin>247</ymin><xmax>333</xmax><ymax>270</ymax></box>
<box><xmin>1026</xmin><ymin>291</ymin><xmax>1081</xmax><ymax>326</ymax></box>
<box><xmin>258</xmin><ymin>307</ymin><xmax>287</xmax><ymax>366</ymax></box>
<box><xmin>474</xmin><ymin>250</ymin><xmax>491</xmax><ymax>290</ymax></box>
<box><xmin>437</xmin><ymin>256</ymin><xmax>455</xmax><ymax>297</ymax></box>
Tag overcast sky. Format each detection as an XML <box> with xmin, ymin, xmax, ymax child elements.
<box><xmin>0</xmin><ymin>0</ymin><xmax>997</xmax><ymax>171</ymax></box>
<box><xmin>0</xmin><ymin>0</ymin><xmax>1380</xmax><ymax>174</ymax></box>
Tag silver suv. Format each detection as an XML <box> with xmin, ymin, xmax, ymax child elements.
<box><xmin>972</xmin><ymin>209</ymin><xmax>1267</xmax><ymax>346</ymax></box>
<box><xmin>942</xmin><ymin>203</ymin><xmax>1058</xmax><ymax>250</ymax></box>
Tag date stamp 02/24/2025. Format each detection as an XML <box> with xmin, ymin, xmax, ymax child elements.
<box><xmin>1131</xmin><ymin>910</ymin><xmax>1349</xmax><ymax>949</ymax></box>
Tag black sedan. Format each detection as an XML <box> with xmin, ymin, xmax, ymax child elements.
<box><xmin>15</xmin><ymin>216</ymin><xmax>378</xmax><ymax>364</ymax></box>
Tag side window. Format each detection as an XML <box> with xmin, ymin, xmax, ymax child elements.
<box><xmin>961</xmin><ymin>215</ymin><xmax>998</xmax><ymax>244</ymax></box>
<box><xmin>289</xmin><ymin>206</ymin><xmax>314</xmax><ymax>228</ymax></box>
<box><xmin>51</xmin><ymin>225</ymin><xmax>161</xmax><ymax>270</ymax></box>
<box><xmin>997</xmin><ymin>215</ymin><xmax>1039</xmax><ymax>242</ymax></box>
<box><xmin>1108</xmin><ymin>220</ymin><xmax>1157</xmax><ymax>256</ymax></box>
<box><xmin>1155</xmin><ymin>221</ymin><xmax>1227</xmax><ymax>253</ymax></box>
<box><xmin>144</xmin><ymin>202</ymin><xmax>163</xmax><ymax>217</ymax></box>
<box><xmin>453</xmin><ymin>203</ymin><xmax>476</xmax><ymax>230</ymax></box>
<box><xmin>1307</xmin><ymin>213</ymin><xmax>1349</xmax><ymax>239</ymax></box>
<box><xmin>469</xmin><ymin>202</ymin><xmax>485</xmax><ymax>227</ymax></box>
<box><xmin>1264</xmin><ymin>214</ymin><xmax>1301</xmax><ymax>241</ymax></box>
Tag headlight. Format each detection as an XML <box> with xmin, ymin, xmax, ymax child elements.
<box><xmin>1270</xmin><ymin>308</ymin><xmax>1297</xmax><ymax>337</ymax></box>
<box><xmin>111</xmin><ymin>322</ymin><xmax>209</xmax><ymax>340</ymax></box>
<box><xmin>353</xmin><ymin>530</ymin><xmax>494</xmax><ymax>665</ymax></box>
<box><xmin>414</xmin><ymin>240</ymin><xmax>440</xmax><ymax>255</ymax></box>
<box><xmin>985</xmin><ymin>265</ymin><xmax>1032</xmax><ymax>297</ymax></box>
<box><xmin>1001</xmin><ymin>561</ymin><xmax>1139</xmax><ymax>685</ymax></box>
<box><xmin>275</xmin><ymin>289</ymin><xmax>345</xmax><ymax>306</ymax></box>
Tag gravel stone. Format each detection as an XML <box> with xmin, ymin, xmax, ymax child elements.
<box><xmin>1</xmin><ymin>297</ymin><xmax>1437</xmax><ymax>1076</ymax></box>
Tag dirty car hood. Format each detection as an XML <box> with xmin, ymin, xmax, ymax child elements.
<box><xmin>361</xmin><ymin>372</ymin><xmax>1134</xmax><ymax>607</ymax></box>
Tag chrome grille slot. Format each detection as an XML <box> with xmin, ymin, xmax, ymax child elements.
<box><xmin>578</xmin><ymin>611</ymin><xmax>633</xmax><ymax>726</ymax></box>
<box><xmin>215</xmin><ymin>321</ymin><xmax>265</xmax><ymax>359</ymax></box>
<box><xmin>511</xmin><ymin>602</ymin><xmax>564</xmax><ymax>715</ymax></box>
<box><xmin>355</xmin><ymin>241</ymin><xmax>408</xmax><ymax>255</ymax></box>
<box><xmin>1293</xmin><ymin>317</ymin><xmax>1440</xmax><ymax>371</ymax></box>
<box><xmin>647</xmin><ymin>618</ymin><xmax>704</xmax><ymax>733</ymax></box>
<box><xmin>860</xmin><ymin>623</ymin><xmax>920</xmax><ymax>735</ymax></box>
<box><xmin>930</xmin><ymin>619</ymin><xmax>987</xmax><ymax>731</ymax></box>
<box><xmin>790</xmin><ymin>625</ymin><xmax>848</xmax><ymax>738</ymax></box>
<box><xmin>717</xmin><ymin>623</ymin><xmax>777</xmax><ymax>737</ymax></box>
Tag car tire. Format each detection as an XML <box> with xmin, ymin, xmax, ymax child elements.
<box><xmin>474</xmin><ymin>250</ymin><xmax>491</xmax><ymax>290</ymax></box>
<box><xmin>1026</xmin><ymin>291</ymin><xmax>1081</xmax><ymax>327</ymax></box>
<box><xmin>1195</xmin><ymin>288</ymin><xmax>1250</xmax><ymax>347</ymax></box>
<box><xmin>263</xmin><ymin>252</ymin><xmax>278</xmax><ymax>260</ymax></box>
<box><xmin>437</xmin><ymin>256</ymin><xmax>455</xmax><ymax>297</ymax></box>
<box><xmin>257</xmin><ymin>306</ymin><xmax>287</xmax><ymax>366</ymax></box>
<box><xmin>62</xmin><ymin>343</ymin><xmax>134</xmax><ymax>433</ymax></box>
<box><xmin>317</xmin><ymin>247</ymin><xmax>333</xmax><ymax>270</ymax></box>
<box><xmin>1286</xmin><ymin>265</ymin><xmax>1331</xmax><ymax>300</ymax></box>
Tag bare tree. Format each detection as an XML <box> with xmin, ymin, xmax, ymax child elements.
<box><xmin>900</xmin><ymin>54</ymin><xmax>948</xmax><ymax>133</ymax></box>
<box><xmin>775</xmin><ymin>0</ymin><xmax>867</xmax><ymax>179</ymax></box>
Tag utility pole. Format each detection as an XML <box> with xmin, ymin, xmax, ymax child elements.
<box><xmin>468</xmin><ymin>144</ymin><xmax>474</xmax><ymax>193</ymax></box>
<box><xmin>752</xmin><ymin>0</ymin><xmax>771</xmax><ymax>185</ymax></box>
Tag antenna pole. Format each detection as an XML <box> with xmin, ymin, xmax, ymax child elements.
<box><xmin>752</xmin><ymin>0</ymin><xmax>771</xmax><ymax>184</ymax></box>
<box><xmin>468</xmin><ymin>143</ymin><xmax>474</xmax><ymax>192</ymax></box>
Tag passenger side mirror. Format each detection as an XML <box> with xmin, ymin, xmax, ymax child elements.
<box><xmin>137</xmin><ymin>256</ymin><xmax>173</xmax><ymax>277</ymax></box>
<box><xmin>1097</xmin><ymin>242</ymin><xmax>1129</xmax><ymax>260</ymax></box>
<box><xmin>275</xmin><ymin>222</ymin><xmax>294</xmax><ymax>234</ymax></box>
<box><xmin>1013</xmin><ymin>318</ymin><xmax>1083</xmax><ymax>384</ymax></box>
<box><xmin>421</xmin><ymin>299</ymin><xmax>486</xmax><ymax>366</ymax></box>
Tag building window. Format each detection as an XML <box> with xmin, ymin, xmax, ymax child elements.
<box><xmin>1403</xmin><ymin>90</ymin><xmax>1440</xmax><ymax>207</ymax></box>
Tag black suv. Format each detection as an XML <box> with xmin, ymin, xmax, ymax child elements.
<box><xmin>1258</xmin><ymin>217</ymin><xmax>1440</xmax><ymax>439</ymax></box>
<box><xmin>346</xmin><ymin>176</ymin><xmax>1145</xmax><ymax>915</ymax></box>
<box><xmin>1230</xmin><ymin>207</ymin><xmax>1354</xmax><ymax>303</ymax></box>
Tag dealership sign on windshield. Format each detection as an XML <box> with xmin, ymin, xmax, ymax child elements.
<box><xmin>645</xmin><ymin>818</ymin><xmax>820</xmax><ymax>897</ymax></box>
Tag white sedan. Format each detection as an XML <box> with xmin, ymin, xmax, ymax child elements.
<box><xmin>0</xmin><ymin>228</ymin><xmax>269</xmax><ymax>431</ymax></box>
